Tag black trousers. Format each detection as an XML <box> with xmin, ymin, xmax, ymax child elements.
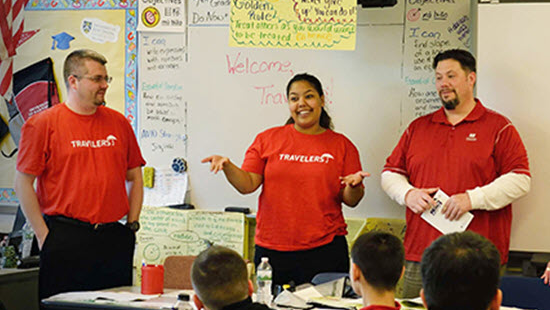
<box><xmin>39</xmin><ymin>216</ymin><xmax>135</xmax><ymax>300</ymax></box>
<box><xmin>254</xmin><ymin>235</ymin><xmax>349</xmax><ymax>288</ymax></box>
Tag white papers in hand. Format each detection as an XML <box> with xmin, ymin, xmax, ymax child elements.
<box><xmin>421</xmin><ymin>189</ymin><xmax>474</xmax><ymax>234</ymax></box>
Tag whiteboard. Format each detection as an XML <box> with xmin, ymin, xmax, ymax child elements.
<box><xmin>478</xmin><ymin>3</ymin><xmax>550</xmax><ymax>252</ymax></box>
<box><xmin>183</xmin><ymin>3</ymin><xmax>406</xmax><ymax>220</ymax></box>
<box><xmin>138</xmin><ymin>1</ymin><xmax>475</xmax><ymax>226</ymax></box>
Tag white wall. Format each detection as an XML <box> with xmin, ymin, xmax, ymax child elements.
<box><xmin>477</xmin><ymin>2</ymin><xmax>550</xmax><ymax>252</ymax></box>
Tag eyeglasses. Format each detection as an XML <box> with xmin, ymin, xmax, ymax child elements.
<box><xmin>73</xmin><ymin>75</ymin><xmax>113</xmax><ymax>84</ymax></box>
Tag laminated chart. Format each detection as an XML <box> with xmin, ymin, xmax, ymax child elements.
<box><xmin>229</xmin><ymin>0</ymin><xmax>357</xmax><ymax>50</ymax></box>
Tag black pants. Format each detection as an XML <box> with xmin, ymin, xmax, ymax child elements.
<box><xmin>254</xmin><ymin>235</ymin><xmax>349</xmax><ymax>288</ymax></box>
<box><xmin>39</xmin><ymin>216</ymin><xmax>135</xmax><ymax>300</ymax></box>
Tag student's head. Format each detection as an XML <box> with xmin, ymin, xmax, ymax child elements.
<box><xmin>285</xmin><ymin>73</ymin><xmax>334</xmax><ymax>132</ymax></box>
<box><xmin>432</xmin><ymin>49</ymin><xmax>476</xmax><ymax>111</ymax></box>
<box><xmin>350</xmin><ymin>231</ymin><xmax>404</xmax><ymax>295</ymax></box>
<box><xmin>63</xmin><ymin>49</ymin><xmax>110</xmax><ymax>106</ymax></box>
<box><xmin>191</xmin><ymin>245</ymin><xmax>252</xmax><ymax>310</ymax></box>
<box><xmin>420</xmin><ymin>231</ymin><xmax>502</xmax><ymax>310</ymax></box>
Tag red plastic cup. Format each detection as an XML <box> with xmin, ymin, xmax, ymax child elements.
<box><xmin>141</xmin><ymin>264</ymin><xmax>164</xmax><ymax>294</ymax></box>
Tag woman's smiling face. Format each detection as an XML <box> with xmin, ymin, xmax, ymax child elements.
<box><xmin>287</xmin><ymin>80</ymin><xmax>325</xmax><ymax>134</ymax></box>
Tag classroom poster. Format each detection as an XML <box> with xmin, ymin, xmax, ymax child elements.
<box><xmin>229</xmin><ymin>0</ymin><xmax>357</xmax><ymax>50</ymax></box>
<box><xmin>134</xmin><ymin>208</ymin><xmax>245</xmax><ymax>283</ymax></box>
<box><xmin>15</xmin><ymin>10</ymin><xmax>127</xmax><ymax>113</ymax></box>
<box><xmin>401</xmin><ymin>1</ymin><xmax>472</xmax><ymax>128</ymax></box>
<box><xmin>138</xmin><ymin>32</ymin><xmax>187</xmax><ymax>170</ymax></box>
<box><xmin>137</xmin><ymin>0</ymin><xmax>186</xmax><ymax>32</ymax></box>
<box><xmin>188</xmin><ymin>0</ymin><xmax>230</xmax><ymax>26</ymax></box>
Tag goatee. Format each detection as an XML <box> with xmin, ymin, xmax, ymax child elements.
<box><xmin>441</xmin><ymin>98</ymin><xmax>459</xmax><ymax>110</ymax></box>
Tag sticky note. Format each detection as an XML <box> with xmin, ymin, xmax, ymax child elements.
<box><xmin>143</xmin><ymin>167</ymin><xmax>155</xmax><ymax>188</ymax></box>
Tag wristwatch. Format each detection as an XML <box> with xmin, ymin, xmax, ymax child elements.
<box><xmin>126</xmin><ymin>221</ymin><xmax>140</xmax><ymax>232</ymax></box>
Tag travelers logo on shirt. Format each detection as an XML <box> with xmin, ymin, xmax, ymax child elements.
<box><xmin>70</xmin><ymin>135</ymin><xmax>117</xmax><ymax>148</ymax></box>
<box><xmin>466</xmin><ymin>133</ymin><xmax>477</xmax><ymax>142</ymax></box>
<box><xmin>278</xmin><ymin>153</ymin><xmax>334</xmax><ymax>164</ymax></box>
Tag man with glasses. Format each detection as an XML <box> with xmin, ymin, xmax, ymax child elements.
<box><xmin>14</xmin><ymin>49</ymin><xmax>145</xmax><ymax>300</ymax></box>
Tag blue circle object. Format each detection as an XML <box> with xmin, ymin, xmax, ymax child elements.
<box><xmin>172</xmin><ymin>157</ymin><xmax>187</xmax><ymax>173</ymax></box>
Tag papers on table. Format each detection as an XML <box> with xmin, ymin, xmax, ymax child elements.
<box><xmin>421</xmin><ymin>189</ymin><xmax>474</xmax><ymax>234</ymax></box>
<box><xmin>273</xmin><ymin>290</ymin><xmax>312</xmax><ymax>309</ymax></box>
<box><xmin>43</xmin><ymin>289</ymin><xmax>192</xmax><ymax>309</ymax></box>
<box><xmin>46</xmin><ymin>291</ymin><xmax>160</xmax><ymax>302</ymax></box>
<box><xmin>276</xmin><ymin>279</ymin><xmax>361</xmax><ymax>310</ymax></box>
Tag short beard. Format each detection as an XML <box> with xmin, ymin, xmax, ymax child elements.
<box><xmin>441</xmin><ymin>98</ymin><xmax>459</xmax><ymax>110</ymax></box>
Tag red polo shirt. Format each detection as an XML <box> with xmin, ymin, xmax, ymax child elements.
<box><xmin>383</xmin><ymin>100</ymin><xmax>530</xmax><ymax>263</ymax></box>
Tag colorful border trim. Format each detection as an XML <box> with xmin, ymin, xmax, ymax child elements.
<box><xmin>125</xmin><ymin>8</ymin><xmax>138</xmax><ymax>135</ymax></box>
<box><xmin>0</xmin><ymin>2</ymin><xmax>139</xmax><ymax>205</ymax></box>
<box><xmin>0</xmin><ymin>188</ymin><xmax>18</xmax><ymax>205</ymax></box>
<box><xmin>26</xmin><ymin>0</ymin><xmax>136</xmax><ymax>10</ymax></box>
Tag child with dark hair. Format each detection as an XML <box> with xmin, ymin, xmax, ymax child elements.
<box><xmin>350</xmin><ymin>231</ymin><xmax>405</xmax><ymax>310</ymax></box>
<box><xmin>420</xmin><ymin>231</ymin><xmax>501</xmax><ymax>310</ymax></box>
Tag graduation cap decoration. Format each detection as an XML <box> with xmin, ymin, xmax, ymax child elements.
<box><xmin>51</xmin><ymin>32</ymin><xmax>75</xmax><ymax>50</ymax></box>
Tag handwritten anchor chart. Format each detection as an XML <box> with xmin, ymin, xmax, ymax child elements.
<box><xmin>135</xmin><ymin>207</ymin><xmax>245</xmax><ymax>265</ymax></box>
<box><xmin>138</xmin><ymin>32</ymin><xmax>188</xmax><ymax>169</ymax></box>
<box><xmin>401</xmin><ymin>1</ymin><xmax>472</xmax><ymax>128</ymax></box>
<box><xmin>229</xmin><ymin>0</ymin><xmax>357</xmax><ymax>50</ymax></box>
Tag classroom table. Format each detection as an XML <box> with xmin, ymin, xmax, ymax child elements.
<box><xmin>41</xmin><ymin>286</ymin><xmax>429</xmax><ymax>310</ymax></box>
<box><xmin>40</xmin><ymin>284</ymin><xmax>530</xmax><ymax>310</ymax></box>
<box><xmin>0</xmin><ymin>267</ymin><xmax>39</xmax><ymax>310</ymax></box>
<box><xmin>41</xmin><ymin>286</ymin><xmax>185</xmax><ymax>310</ymax></box>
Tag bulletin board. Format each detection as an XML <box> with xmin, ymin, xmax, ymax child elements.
<box><xmin>135</xmin><ymin>207</ymin><xmax>246</xmax><ymax>265</ymax></box>
<box><xmin>0</xmin><ymin>0</ymin><xmax>138</xmax><ymax>202</ymax></box>
<box><xmin>134</xmin><ymin>207</ymin><xmax>246</xmax><ymax>282</ymax></box>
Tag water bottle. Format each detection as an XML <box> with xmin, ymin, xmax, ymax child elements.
<box><xmin>20</xmin><ymin>222</ymin><xmax>34</xmax><ymax>259</ymax></box>
<box><xmin>172</xmin><ymin>293</ymin><xmax>193</xmax><ymax>310</ymax></box>
<box><xmin>256</xmin><ymin>257</ymin><xmax>273</xmax><ymax>305</ymax></box>
<box><xmin>0</xmin><ymin>235</ymin><xmax>8</xmax><ymax>269</ymax></box>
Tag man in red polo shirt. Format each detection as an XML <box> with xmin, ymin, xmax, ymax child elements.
<box><xmin>381</xmin><ymin>49</ymin><xmax>530</xmax><ymax>298</ymax></box>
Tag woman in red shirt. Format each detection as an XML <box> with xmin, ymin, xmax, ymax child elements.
<box><xmin>202</xmin><ymin>73</ymin><xmax>369</xmax><ymax>288</ymax></box>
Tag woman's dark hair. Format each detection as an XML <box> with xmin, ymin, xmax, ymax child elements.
<box><xmin>284</xmin><ymin>73</ymin><xmax>334</xmax><ymax>130</ymax></box>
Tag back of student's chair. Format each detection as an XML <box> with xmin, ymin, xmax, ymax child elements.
<box><xmin>311</xmin><ymin>272</ymin><xmax>349</xmax><ymax>285</ymax></box>
<box><xmin>500</xmin><ymin>275</ymin><xmax>550</xmax><ymax>310</ymax></box>
<box><xmin>163</xmin><ymin>255</ymin><xmax>197</xmax><ymax>290</ymax></box>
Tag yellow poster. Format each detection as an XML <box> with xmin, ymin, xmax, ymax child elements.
<box><xmin>229</xmin><ymin>0</ymin><xmax>357</xmax><ymax>50</ymax></box>
<box><xmin>15</xmin><ymin>10</ymin><xmax>127</xmax><ymax>113</ymax></box>
<box><xmin>0</xmin><ymin>9</ymin><xmax>127</xmax><ymax>190</ymax></box>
